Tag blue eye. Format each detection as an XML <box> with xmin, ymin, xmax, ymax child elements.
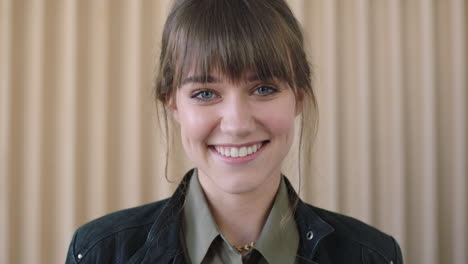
<box><xmin>254</xmin><ymin>85</ymin><xmax>277</xmax><ymax>95</ymax></box>
<box><xmin>193</xmin><ymin>90</ymin><xmax>215</xmax><ymax>100</ymax></box>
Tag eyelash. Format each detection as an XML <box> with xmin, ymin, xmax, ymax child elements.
<box><xmin>190</xmin><ymin>85</ymin><xmax>279</xmax><ymax>102</ymax></box>
<box><xmin>252</xmin><ymin>85</ymin><xmax>278</xmax><ymax>96</ymax></box>
<box><xmin>190</xmin><ymin>89</ymin><xmax>218</xmax><ymax>102</ymax></box>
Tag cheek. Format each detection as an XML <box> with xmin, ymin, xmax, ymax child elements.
<box><xmin>267</xmin><ymin>114</ymin><xmax>296</xmax><ymax>144</ymax></box>
<box><xmin>178</xmin><ymin>105</ymin><xmax>217</xmax><ymax>145</ymax></box>
<box><xmin>258</xmin><ymin>100</ymin><xmax>297</xmax><ymax>136</ymax></box>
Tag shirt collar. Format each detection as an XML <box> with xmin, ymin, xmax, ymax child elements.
<box><xmin>255</xmin><ymin>175</ymin><xmax>299</xmax><ymax>264</ymax></box>
<box><xmin>137</xmin><ymin>169</ymin><xmax>335</xmax><ymax>263</ymax></box>
<box><xmin>183</xmin><ymin>169</ymin><xmax>299</xmax><ymax>264</ymax></box>
<box><xmin>183</xmin><ymin>169</ymin><xmax>220</xmax><ymax>264</ymax></box>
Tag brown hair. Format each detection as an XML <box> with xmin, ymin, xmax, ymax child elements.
<box><xmin>154</xmin><ymin>0</ymin><xmax>318</xmax><ymax>205</ymax></box>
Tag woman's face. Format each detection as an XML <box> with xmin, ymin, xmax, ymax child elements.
<box><xmin>171</xmin><ymin>71</ymin><xmax>300</xmax><ymax>195</ymax></box>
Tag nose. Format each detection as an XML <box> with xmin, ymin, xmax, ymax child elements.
<box><xmin>219</xmin><ymin>96</ymin><xmax>255</xmax><ymax>138</ymax></box>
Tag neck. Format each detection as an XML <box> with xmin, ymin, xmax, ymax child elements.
<box><xmin>198</xmin><ymin>171</ymin><xmax>282</xmax><ymax>246</ymax></box>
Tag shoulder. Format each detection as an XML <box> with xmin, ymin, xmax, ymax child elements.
<box><xmin>302</xmin><ymin>203</ymin><xmax>403</xmax><ymax>263</ymax></box>
<box><xmin>310</xmin><ymin>205</ymin><xmax>394</xmax><ymax>248</ymax></box>
<box><xmin>75</xmin><ymin>199</ymin><xmax>169</xmax><ymax>248</ymax></box>
<box><xmin>66</xmin><ymin>198</ymin><xmax>170</xmax><ymax>263</ymax></box>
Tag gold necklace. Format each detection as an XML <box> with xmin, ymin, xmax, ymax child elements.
<box><xmin>233</xmin><ymin>241</ymin><xmax>255</xmax><ymax>253</ymax></box>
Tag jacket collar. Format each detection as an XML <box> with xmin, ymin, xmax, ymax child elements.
<box><xmin>130</xmin><ymin>169</ymin><xmax>334</xmax><ymax>264</ymax></box>
<box><xmin>284</xmin><ymin>177</ymin><xmax>335</xmax><ymax>263</ymax></box>
<box><xmin>127</xmin><ymin>170</ymin><xmax>192</xmax><ymax>264</ymax></box>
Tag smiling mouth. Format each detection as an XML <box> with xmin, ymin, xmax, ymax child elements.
<box><xmin>210</xmin><ymin>141</ymin><xmax>269</xmax><ymax>158</ymax></box>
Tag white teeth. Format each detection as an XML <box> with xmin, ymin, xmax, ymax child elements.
<box><xmin>239</xmin><ymin>147</ymin><xmax>247</xmax><ymax>157</ymax></box>
<box><xmin>247</xmin><ymin>146</ymin><xmax>253</xmax><ymax>155</ymax></box>
<box><xmin>214</xmin><ymin>142</ymin><xmax>265</xmax><ymax>157</ymax></box>
<box><xmin>231</xmin><ymin>147</ymin><xmax>239</xmax><ymax>157</ymax></box>
<box><xmin>222</xmin><ymin>147</ymin><xmax>229</xmax><ymax>156</ymax></box>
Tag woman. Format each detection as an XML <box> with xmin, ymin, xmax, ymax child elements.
<box><xmin>66</xmin><ymin>0</ymin><xmax>403</xmax><ymax>263</ymax></box>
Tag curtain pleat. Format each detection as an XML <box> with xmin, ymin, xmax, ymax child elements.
<box><xmin>85</xmin><ymin>0</ymin><xmax>108</xmax><ymax>222</ymax></box>
<box><xmin>0</xmin><ymin>0</ymin><xmax>466</xmax><ymax>263</ymax></box>
<box><xmin>0</xmin><ymin>0</ymin><xmax>10</xmax><ymax>262</ymax></box>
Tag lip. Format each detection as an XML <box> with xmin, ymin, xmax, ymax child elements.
<box><xmin>209</xmin><ymin>140</ymin><xmax>266</xmax><ymax>148</ymax></box>
<box><xmin>209</xmin><ymin>141</ymin><xmax>269</xmax><ymax>165</ymax></box>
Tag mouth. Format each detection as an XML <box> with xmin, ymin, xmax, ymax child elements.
<box><xmin>209</xmin><ymin>140</ymin><xmax>269</xmax><ymax>158</ymax></box>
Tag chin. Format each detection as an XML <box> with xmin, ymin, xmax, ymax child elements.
<box><xmin>211</xmin><ymin>170</ymin><xmax>273</xmax><ymax>195</ymax></box>
<box><xmin>218</xmin><ymin>182</ymin><xmax>260</xmax><ymax>195</ymax></box>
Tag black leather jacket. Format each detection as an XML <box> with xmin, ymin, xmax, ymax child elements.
<box><xmin>66</xmin><ymin>169</ymin><xmax>403</xmax><ymax>264</ymax></box>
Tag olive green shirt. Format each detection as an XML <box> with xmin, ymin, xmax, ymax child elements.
<box><xmin>182</xmin><ymin>170</ymin><xmax>299</xmax><ymax>264</ymax></box>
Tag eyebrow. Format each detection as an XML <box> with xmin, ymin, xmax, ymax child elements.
<box><xmin>181</xmin><ymin>75</ymin><xmax>262</xmax><ymax>85</ymax></box>
<box><xmin>182</xmin><ymin>75</ymin><xmax>219</xmax><ymax>85</ymax></box>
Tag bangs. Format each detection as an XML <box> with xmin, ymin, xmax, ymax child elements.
<box><xmin>160</xmin><ymin>0</ymin><xmax>310</xmax><ymax>96</ymax></box>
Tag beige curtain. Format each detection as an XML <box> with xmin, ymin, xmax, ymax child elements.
<box><xmin>0</xmin><ymin>0</ymin><xmax>466</xmax><ymax>263</ymax></box>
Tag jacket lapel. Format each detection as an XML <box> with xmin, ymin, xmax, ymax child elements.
<box><xmin>128</xmin><ymin>170</ymin><xmax>194</xmax><ymax>264</ymax></box>
<box><xmin>283</xmin><ymin>178</ymin><xmax>335</xmax><ymax>263</ymax></box>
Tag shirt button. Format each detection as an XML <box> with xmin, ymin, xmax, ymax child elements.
<box><xmin>77</xmin><ymin>254</ymin><xmax>83</xmax><ymax>259</ymax></box>
<box><xmin>306</xmin><ymin>231</ymin><xmax>314</xmax><ymax>240</ymax></box>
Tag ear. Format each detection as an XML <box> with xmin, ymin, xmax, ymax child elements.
<box><xmin>295</xmin><ymin>90</ymin><xmax>304</xmax><ymax>116</ymax></box>
<box><xmin>166</xmin><ymin>96</ymin><xmax>180</xmax><ymax>123</ymax></box>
